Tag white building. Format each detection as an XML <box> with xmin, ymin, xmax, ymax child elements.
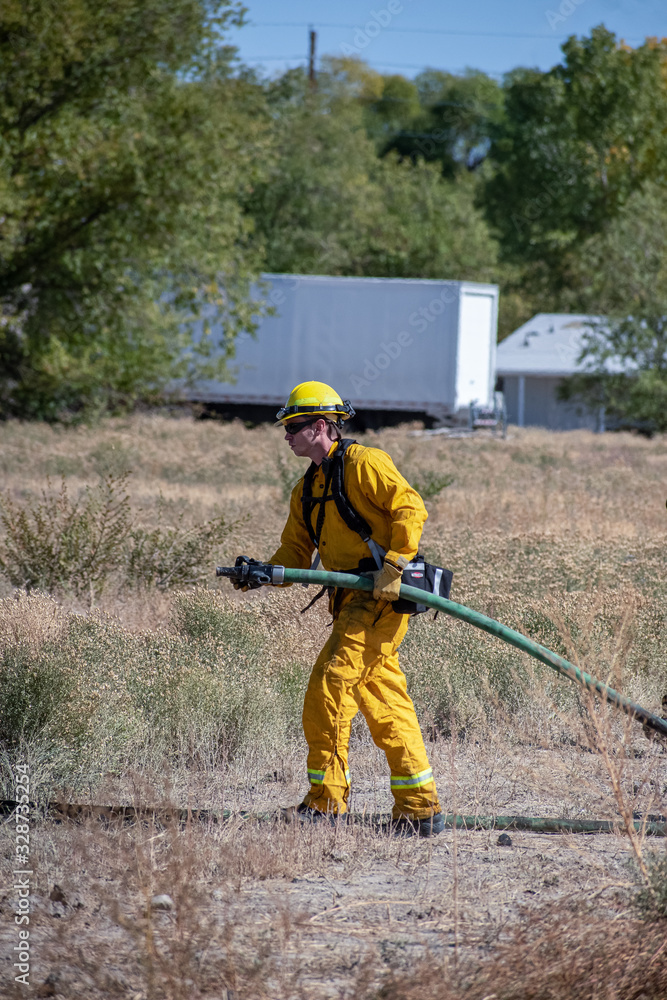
<box><xmin>496</xmin><ymin>313</ymin><xmax>606</xmax><ymax>431</ymax></box>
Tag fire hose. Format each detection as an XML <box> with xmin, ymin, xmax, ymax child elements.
<box><xmin>212</xmin><ymin>562</ymin><xmax>667</xmax><ymax>836</ymax></box>
<box><xmin>10</xmin><ymin>564</ymin><xmax>664</xmax><ymax>837</ymax></box>
<box><xmin>217</xmin><ymin>562</ymin><xmax>667</xmax><ymax>741</ymax></box>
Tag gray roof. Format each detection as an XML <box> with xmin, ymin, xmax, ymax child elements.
<box><xmin>496</xmin><ymin>313</ymin><xmax>604</xmax><ymax>377</ymax></box>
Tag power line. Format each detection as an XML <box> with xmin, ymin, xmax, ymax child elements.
<box><xmin>363</xmin><ymin>63</ymin><xmax>504</xmax><ymax>75</ymax></box>
<box><xmin>244</xmin><ymin>55</ymin><xmax>308</xmax><ymax>61</ymax></box>
<box><xmin>241</xmin><ymin>57</ymin><xmax>504</xmax><ymax>78</ymax></box>
<box><xmin>239</xmin><ymin>21</ymin><xmax>646</xmax><ymax>43</ymax></box>
<box><xmin>242</xmin><ymin>55</ymin><xmax>504</xmax><ymax>77</ymax></box>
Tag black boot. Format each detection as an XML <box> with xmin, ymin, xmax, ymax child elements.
<box><xmin>283</xmin><ymin>803</ymin><xmax>343</xmax><ymax>826</ymax></box>
<box><xmin>391</xmin><ymin>812</ymin><xmax>445</xmax><ymax>838</ymax></box>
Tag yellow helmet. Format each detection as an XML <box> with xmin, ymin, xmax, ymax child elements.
<box><xmin>276</xmin><ymin>381</ymin><xmax>356</xmax><ymax>426</ymax></box>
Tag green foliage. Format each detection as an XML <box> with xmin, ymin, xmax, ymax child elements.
<box><xmin>4</xmin><ymin>11</ymin><xmax>667</xmax><ymax>422</ymax></box>
<box><xmin>0</xmin><ymin>591</ymin><xmax>295</xmax><ymax>793</ymax></box>
<box><xmin>400</xmin><ymin>615</ymin><xmax>543</xmax><ymax>737</ymax></box>
<box><xmin>560</xmin><ymin>182</ymin><xmax>667</xmax><ymax>316</ymax></box>
<box><xmin>0</xmin><ymin>474</ymin><xmax>132</xmax><ymax>597</ymax></box>
<box><xmin>0</xmin><ymin>644</ymin><xmax>84</xmax><ymax>746</ymax></box>
<box><xmin>559</xmin><ymin>311</ymin><xmax>667</xmax><ymax>434</ymax></box>
<box><xmin>275</xmin><ymin>660</ymin><xmax>310</xmax><ymax>731</ymax></box>
<box><xmin>382</xmin><ymin>68</ymin><xmax>505</xmax><ymax>176</ymax></box>
<box><xmin>556</xmin><ymin>181</ymin><xmax>667</xmax><ymax>422</ymax></box>
<box><xmin>368</xmin><ymin>74</ymin><xmax>421</xmax><ymax>139</ymax></box>
<box><xmin>245</xmin><ymin>68</ymin><xmax>385</xmax><ymax>276</ymax></box>
<box><xmin>127</xmin><ymin>501</ymin><xmax>233</xmax><ymax>590</ymax></box>
<box><xmin>485</xmin><ymin>29</ymin><xmax>667</xmax><ymax>279</ymax></box>
<box><xmin>325</xmin><ymin>59</ymin><xmax>504</xmax><ymax>176</ymax></box>
<box><xmin>244</xmin><ymin>64</ymin><xmax>499</xmax><ymax>284</ymax></box>
<box><xmin>0</xmin><ymin>0</ymin><xmax>268</xmax><ymax>420</ymax></box>
<box><xmin>264</xmin><ymin>36</ymin><xmax>667</xmax><ymax>336</ymax></box>
<box><xmin>0</xmin><ymin>475</ymin><xmax>234</xmax><ymax>597</ymax></box>
<box><xmin>410</xmin><ymin>472</ymin><xmax>454</xmax><ymax>501</ymax></box>
<box><xmin>367</xmin><ymin>160</ymin><xmax>499</xmax><ymax>281</ymax></box>
<box><xmin>171</xmin><ymin>588</ymin><xmax>263</xmax><ymax>651</ymax></box>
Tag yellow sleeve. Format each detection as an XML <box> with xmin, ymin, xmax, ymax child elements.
<box><xmin>267</xmin><ymin>479</ymin><xmax>315</xmax><ymax>573</ymax></box>
<box><xmin>347</xmin><ymin>449</ymin><xmax>427</xmax><ymax>567</ymax></box>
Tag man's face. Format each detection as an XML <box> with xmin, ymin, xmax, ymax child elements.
<box><xmin>283</xmin><ymin>417</ymin><xmax>320</xmax><ymax>457</ymax></box>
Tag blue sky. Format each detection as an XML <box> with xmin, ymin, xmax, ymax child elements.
<box><xmin>225</xmin><ymin>0</ymin><xmax>665</xmax><ymax>79</ymax></box>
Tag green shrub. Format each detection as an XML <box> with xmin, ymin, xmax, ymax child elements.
<box><xmin>276</xmin><ymin>660</ymin><xmax>310</xmax><ymax>736</ymax></box>
<box><xmin>401</xmin><ymin>615</ymin><xmax>538</xmax><ymax>735</ymax></box>
<box><xmin>171</xmin><ymin>589</ymin><xmax>264</xmax><ymax>652</ymax></box>
<box><xmin>0</xmin><ymin>474</ymin><xmax>131</xmax><ymax>598</ymax></box>
<box><xmin>0</xmin><ymin>643</ymin><xmax>89</xmax><ymax>746</ymax></box>
<box><xmin>410</xmin><ymin>471</ymin><xmax>454</xmax><ymax>500</ymax></box>
<box><xmin>0</xmin><ymin>476</ymin><xmax>234</xmax><ymax>596</ymax></box>
<box><xmin>126</xmin><ymin>501</ymin><xmax>233</xmax><ymax>590</ymax></box>
<box><xmin>0</xmin><ymin>591</ymin><xmax>299</xmax><ymax>796</ymax></box>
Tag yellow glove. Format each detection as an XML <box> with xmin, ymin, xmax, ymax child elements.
<box><xmin>372</xmin><ymin>556</ymin><xmax>408</xmax><ymax>601</ymax></box>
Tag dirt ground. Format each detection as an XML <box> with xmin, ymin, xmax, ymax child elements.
<box><xmin>2</xmin><ymin>734</ymin><xmax>665</xmax><ymax>999</ymax></box>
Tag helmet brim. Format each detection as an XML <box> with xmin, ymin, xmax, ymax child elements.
<box><xmin>275</xmin><ymin>400</ymin><xmax>356</xmax><ymax>426</ymax></box>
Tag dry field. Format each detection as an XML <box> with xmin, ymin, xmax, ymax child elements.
<box><xmin>1</xmin><ymin>413</ymin><xmax>666</xmax><ymax>999</ymax></box>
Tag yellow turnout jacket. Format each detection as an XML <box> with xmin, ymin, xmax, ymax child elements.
<box><xmin>269</xmin><ymin>441</ymin><xmax>427</xmax><ymax>574</ymax></box>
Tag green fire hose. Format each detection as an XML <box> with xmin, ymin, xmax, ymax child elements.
<box><xmin>13</xmin><ymin>565</ymin><xmax>664</xmax><ymax>838</ymax></box>
<box><xmin>274</xmin><ymin>566</ymin><xmax>667</xmax><ymax>741</ymax></box>
<box><xmin>1</xmin><ymin>801</ymin><xmax>663</xmax><ymax>837</ymax></box>
<box><xmin>214</xmin><ymin>561</ymin><xmax>666</xmax><ymax>837</ymax></box>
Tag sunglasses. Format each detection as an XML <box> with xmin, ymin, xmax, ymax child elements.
<box><xmin>284</xmin><ymin>417</ymin><xmax>319</xmax><ymax>436</ymax></box>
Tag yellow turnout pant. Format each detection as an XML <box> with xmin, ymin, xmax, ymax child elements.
<box><xmin>302</xmin><ymin>592</ymin><xmax>440</xmax><ymax>819</ymax></box>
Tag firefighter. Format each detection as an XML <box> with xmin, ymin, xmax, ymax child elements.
<box><xmin>238</xmin><ymin>381</ymin><xmax>443</xmax><ymax>836</ymax></box>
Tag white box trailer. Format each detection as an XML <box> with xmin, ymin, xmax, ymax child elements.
<box><xmin>186</xmin><ymin>274</ymin><xmax>499</xmax><ymax>423</ymax></box>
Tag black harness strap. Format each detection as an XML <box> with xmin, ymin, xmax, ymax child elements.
<box><xmin>302</xmin><ymin>445</ymin><xmax>332</xmax><ymax>548</ymax></box>
<box><xmin>301</xmin><ymin>439</ymin><xmax>374</xmax><ymax>549</ymax></box>
<box><xmin>300</xmin><ymin>440</ymin><xmax>382</xmax><ymax>619</ymax></box>
<box><xmin>299</xmin><ymin>586</ymin><xmax>329</xmax><ymax>614</ymax></box>
<box><xmin>314</xmin><ymin>458</ymin><xmax>335</xmax><ymax>548</ymax></box>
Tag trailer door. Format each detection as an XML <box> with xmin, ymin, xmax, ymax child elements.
<box><xmin>455</xmin><ymin>290</ymin><xmax>497</xmax><ymax>409</ymax></box>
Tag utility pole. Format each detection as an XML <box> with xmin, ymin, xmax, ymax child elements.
<box><xmin>308</xmin><ymin>27</ymin><xmax>317</xmax><ymax>90</ymax></box>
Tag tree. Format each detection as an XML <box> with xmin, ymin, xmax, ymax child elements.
<box><xmin>318</xmin><ymin>58</ymin><xmax>504</xmax><ymax>178</ymax></box>
<box><xmin>485</xmin><ymin>28</ymin><xmax>667</xmax><ymax>282</ymax></box>
<box><xmin>244</xmin><ymin>63</ymin><xmax>499</xmax><ymax>284</ymax></box>
<box><xmin>560</xmin><ymin>311</ymin><xmax>667</xmax><ymax>434</ymax></box>
<box><xmin>556</xmin><ymin>182</ymin><xmax>667</xmax><ymax>431</ymax></box>
<box><xmin>558</xmin><ymin>182</ymin><xmax>667</xmax><ymax>316</ymax></box>
<box><xmin>0</xmin><ymin>0</ymin><xmax>269</xmax><ymax>419</ymax></box>
<box><xmin>365</xmin><ymin>74</ymin><xmax>422</xmax><ymax>145</ymax></box>
<box><xmin>378</xmin><ymin>69</ymin><xmax>504</xmax><ymax>177</ymax></box>
<box><xmin>243</xmin><ymin>67</ymin><xmax>385</xmax><ymax>277</ymax></box>
<box><xmin>358</xmin><ymin>159</ymin><xmax>499</xmax><ymax>282</ymax></box>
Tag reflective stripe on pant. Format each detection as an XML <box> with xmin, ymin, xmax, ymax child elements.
<box><xmin>301</xmin><ymin>592</ymin><xmax>440</xmax><ymax>819</ymax></box>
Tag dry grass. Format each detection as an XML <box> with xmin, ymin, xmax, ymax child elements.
<box><xmin>1</xmin><ymin>413</ymin><xmax>666</xmax><ymax>997</ymax></box>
